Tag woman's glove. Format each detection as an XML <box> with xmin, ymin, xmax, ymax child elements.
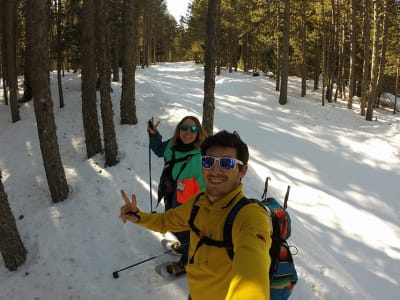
<box><xmin>147</xmin><ymin>117</ymin><xmax>160</xmax><ymax>135</ymax></box>
<box><xmin>119</xmin><ymin>190</ymin><xmax>141</xmax><ymax>223</ymax></box>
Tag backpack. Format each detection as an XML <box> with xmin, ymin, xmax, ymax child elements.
<box><xmin>157</xmin><ymin>150</ymin><xmax>193</xmax><ymax>209</ymax></box>
<box><xmin>188</xmin><ymin>177</ymin><xmax>298</xmax><ymax>300</ymax></box>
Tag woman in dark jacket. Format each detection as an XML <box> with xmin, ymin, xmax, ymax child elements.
<box><xmin>148</xmin><ymin>115</ymin><xmax>206</xmax><ymax>275</ymax></box>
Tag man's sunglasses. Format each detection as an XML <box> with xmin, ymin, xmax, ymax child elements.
<box><xmin>179</xmin><ymin>124</ymin><xmax>199</xmax><ymax>133</ymax></box>
<box><xmin>201</xmin><ymin>156</ymin><xmax>244</xmax><ymax>171</ymax></box>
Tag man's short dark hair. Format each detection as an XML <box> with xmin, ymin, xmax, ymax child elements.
<box><xmin>200</xmin><ymin>130</ymin><xmax>249</xmax><ymax>165</ymax></box>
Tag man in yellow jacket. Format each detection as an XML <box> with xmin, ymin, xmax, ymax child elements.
<box><xmin>120</xmin><ymin>130</ymin><xmax>271</xmax><ymax>300</ymax></box>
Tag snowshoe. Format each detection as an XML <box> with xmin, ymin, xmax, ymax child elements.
<box><xmin>166</xmin><ymin>262</ymin><xmax>186</xmax><ymax>276</ymax></box>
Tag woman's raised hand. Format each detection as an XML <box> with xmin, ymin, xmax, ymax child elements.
<box><xmin>147</xmin><ymin>117</ymin><xmax>160</xmax><ymax>135</ymax></box>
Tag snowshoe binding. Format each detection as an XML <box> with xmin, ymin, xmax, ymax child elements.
<box><xmin>161</xmin><ymin>239</ymin><xmax>182</xmax><ymax>256</ymax></box>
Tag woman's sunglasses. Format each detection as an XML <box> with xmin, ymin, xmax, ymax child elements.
<box><xmin>179</xmin><ymin>124</ymin><xmax>199</xmax><ymax>133</ymax></box>
<box><xmin>201</xmin><ymin>156</ymin><xmax>244</xmax><ymax>171</ymax></box>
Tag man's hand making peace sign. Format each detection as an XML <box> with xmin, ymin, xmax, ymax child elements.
<box><xmin>119</xmin><ymin>190</ymin><xmax>140</xmax><ymax>223</ymax></box>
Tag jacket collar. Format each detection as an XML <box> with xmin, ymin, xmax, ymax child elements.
<box><xmin>197</xmin><ymin>184</ymin><xmax>245</xmax><ymax>210</ymax></box>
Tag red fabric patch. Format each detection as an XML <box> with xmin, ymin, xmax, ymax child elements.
<box><xmin>176</xmin><ymin>177</ymin><xmax>200</xmax><ymax>204</ymax></box>
<box><xmin>256</xmin><ymin>234</ymin><xmax>266</xmax><ymax>243</ymax></box>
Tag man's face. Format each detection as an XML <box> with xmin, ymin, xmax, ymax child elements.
<box><xmin>202</xmin><ymin>145</ymin><xmax>248</xmax><ymax>202</ymax></box>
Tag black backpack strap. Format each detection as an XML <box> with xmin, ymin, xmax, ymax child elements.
<box><xmin>189</xmin><ymin>193</ymin><xmax>225</xmax><ymax>263</ymax></box>
<box><xmin>165</xmin><ymin>151</ymin><xmax>194</xmax><ymax>167</ymax></box>
<box><xmin>188</xmin><ymin>193</ymin><xmax>236</xmax><ymax>264</ymax></box>
<box><xmin>172</xmin><ymin>154</ymin><xmax>193</xmax><ymax>182</ymax></box>
<box><xmin>225</xmin><ymin>198</ymin><xmax>280</xmax><ymax>280</ymax></box>
<box><xmin>157</xmin><ymin>152</ymin><xmax>195</xmax><ymax>208</ymax></box>
<box><xmin>188</xmin><ymin>193</ymin><xmax>202</xmax><ymax>237</ymax></box>
<box><xmin>188</xmin><ymin>195</ymin><xmax>254</xmax><ymax>264</ymax></box>
<box><xmin>222</xmin><ymin>197</ymin><xmax>255</xmax><ymax>259</ymax></box>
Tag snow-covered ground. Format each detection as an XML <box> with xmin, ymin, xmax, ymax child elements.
<box><xmin>0</xmin><ymin>62</ymin><xmax>399</xmax><ymax>299</ymax></box>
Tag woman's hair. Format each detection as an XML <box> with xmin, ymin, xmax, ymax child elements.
<box><xmin>172</xmin><ymin>116</ymin><xmax>207</xmax><ymax>148</ymax></box>
<box><xmin>200</xmin><ymin>130</ymin><xmax>249</xmax><ymax>168</ymax></box>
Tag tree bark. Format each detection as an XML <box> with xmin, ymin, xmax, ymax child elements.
<box><xmin>300</xmin><ymin>1</ymin><xmax>307</xmax><ymax>98</ymax></box>
<box><xmin>321</xmin><ymin>0</ymin><xmax>326</xmax><ymax>106</ymax></box>
<box><xmin>203</xmin><ymin>0</ymin><xmax>220</xmax><ymax>136</ymax></box>
<box><xmin>0</xmin><ymin>0</ymin><xmax>8</xmax><ymax>105</ymax></box>
<box><xmin>324</xmin><ymin>0</ymin><xmax>338</xmax><ymax>103</ymax></box>
<box><xmin>81</xmin><ymin>0</ymin><xmax>102</xmax><ymax>158</ymax></box>
<box><xmin>395</xmin><ymin>59</ymin><xmax>399</xmax><ymax>114</ymax></box>
<box><xmin>56</xmin><ymin>0</ymin><xmax>64</xmax><ymax>108</ymax></box>
<box><xmin>348</xmin><ymin>0</ymin><xmax>357</xmax><ymax>108</ymax></box>
<box><xmin>375</xmin><ymin>0</ymin><xmax>389</xmax><ymax>109</ymax></box>
<box><xmin>0</xmin><ymin>170</ymin><xmax>27</xmax><ymax>271</ymax></box>
<box><xmin>366</xmin><ymin>0</ymin><xmax>381</xmax><ymax>121</ymax></box>
<box><xmin>4</xmin><ymin>0</ymin><xmax>20</xmax><ymax>122</ymax></box>
<box><xmin>31</xmin><ymin>0</ymin><xmax>69</xmax><ymax>203</ymax></box>
<box><xmin>279</xmin><ymin>0</ymin><xmax>290</xmax><ymax>105</ymax></box>
<box><xmin>21</xmin><ymin>0</ymin><xmax>33</xmax><ymax>103</ymax></box>
<box><xmin>360</xmin><ymin>0</ymin><xmax>371</xmax><ymax>116</ymax></box>
<box><xmin>96</xmin><ymin>0</ymin><xmax>119</xmax><ymax>166</ymax></box>
<box><xmin>120</xmin><ymin>0</ymin><xmax>138</xmax><ymax>125</ymax></box>
<box><xmin>275</xmin><ymin>2</ymin><xmax>281</xmax><ymax>92</ymax></box>
<box><xmin>142</xmin><ymin>2</ymin><xmax>149</xmax><ymax>68</ymax></box>
<box><xmin>111</xmin><ymin>6</ymin><xmax>121</xmax><ymax>83</ymax></box>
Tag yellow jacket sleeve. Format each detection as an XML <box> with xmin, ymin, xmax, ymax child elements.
<box><xmin>135</xmin><ymin>198</ymin><xmax>194</xmax><ymax>233</ymax></box>
<box><xmin>226</xmin><ymin>203</ymin><xmax>271</xmax><ymax>300</ymax></box>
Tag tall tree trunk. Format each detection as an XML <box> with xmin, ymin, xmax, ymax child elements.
<box><xmin>142</xmin><ymin>3</ymin><xmax>149</xmax><ymax>68</ymax></box>
<box><xmin>0</xmin><ymin>170</ymin><xmax>27</xmax><ymax>271</ymax></box>
<box><xmin>395</xmin><ymin>59</ymin><xmax>399</xmax><ymax>115</ymax></box>
<box><xmin>0</xmin><ymin>2</ymin><xmax>8</xmax><ymax>106</ymax></box>
<box><xmin>300</xmin><ymin>1</ymin><xmax>307</xmax><ymax>98</ymax></box>
<box><xmin>4</xmin><ymin>0</ymin><xmax>20</xmax><ymax>122</ymax></box>
<box><xmin>203</xmin><ymin>0</ymin><xmax>220</xmax><ymax>136</ymax></box>
<box><xmin>56</xmin><ymin>0</ymin><xmax>64</xmax><ymax>108</ymax></box>
<box><xmin>337</xmin><ymin>43</ymin><xmax>344</xmax><ymax>101</ymax></box>
<box><xmin>361</xmin><ymin>0</ymin><xmax>371</xmax><ymax>116</ymax></box>
<box><xmin>348</xmin><ymin>0</ymin><xmax>357</xmax><ymax>108</ymax></box>
<box><xmin>30</xmin><ymin>0</ymin><xmax>69</xmax><ymax>203</ymax></box>
<box><xmin>31</xmin><ymin>0</ymin><xmax>69</xmax><ymax>201</ymax></box>
<box><xmin>241</xmin><ymin>33</ymin><xmax>249</xmax><ymax>73</ymax></box>
<box><xmin>313</xmin><ymin>37</ymin><xmax>321</xmax><ymax>91</ymax></box>
<box><xmin>366</xmin><ymin>0</ymin><xmax>381</xmax><ymax>121</ymax></box>
<box><xmin>120</xmin><ymin>0</ymin><xmax>138</xmax><ymax>125</ymax></box>
<box><xmin>321</xmin><ymin>0</ymin><xmax>326</xmax><ymax>106</ymax></box>
<box><xmin>275</xmin><ymin>1</ymin><xmax>281</xmax><ymax>92</ymax></box>
<box><xmin>325</xmin><ymin>0</ymin><xmax>338</xmax><ymax>103</ymax></box>
<box><xmin>279</xmin><ymin>0</ymin><xmax>290</xmax><ymax>105</ymax></box>
<box><xmin>215</xmin><ymin>0</ymin><xmax>221</xmax><ymax>76</ymax></box>
<box><xmin>375</xmin><ymin>0</ymin><xmax>389</xmax><ymax>109</ymax></box>
<box><xmin>112</xmin><ymin>35</ymin><xmax>120</xmax><ymax>82</ymax></box>
<box><xmin>111</xmin><ymin>6</ymin><xmax>121</xmax><ymax>82</ymax></box>
<box><xmin>336</xmin><ymin>0</ymin><xmax>347</xmax><ymax>101</ymax></box>
<box><xmin>96</xmin><ymin>0</ymin><xmax>119</xmax><ymax>166</ymax></box>
<box><xmin>21</xmin><ymin>0</ymin><xmax>33</xmax><ymax>103</ymax></box>
<box><xmin>81</xmin><ymin>0</ymin><xmax>102</xmax><ymax>158</ymax></box>
<box><xmin>0</xmin><ymin>0</ymin><xmax>8</xmax><ymax>105</ymax></box>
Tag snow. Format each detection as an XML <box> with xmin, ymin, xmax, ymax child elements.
<box><xmin>0</xmin><ymin>61</ymin><xmax>399</xmax><ymax>300</ymax></box>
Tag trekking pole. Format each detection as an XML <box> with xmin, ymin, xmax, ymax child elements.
<box><xmin>148</xmin><ymin>118</ymin><xmax>155</xmax><ymax>213</ymax></box>
<box><xmin>283</xmin><ymin>185</ymin><xmax>290</xmax><ymax>210</ymax></box>
<box><xmin>113</xmin><ymin>248</ymin><xmax>174</xmax><ymax>279</ymax></box>
<box><xmin>261</xmin><ymin>176</ymin><xmax>271</xmax><ymax>199</ymax></box>
<box><xmin>112</xmin><ymin>242</ymin><xmax>189</xmax><ymax>279</ymax></box>
<box><xmin>148</xmin><ymin>140</ymin><xmax>154</xmax><ymax>213</ymax></box>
